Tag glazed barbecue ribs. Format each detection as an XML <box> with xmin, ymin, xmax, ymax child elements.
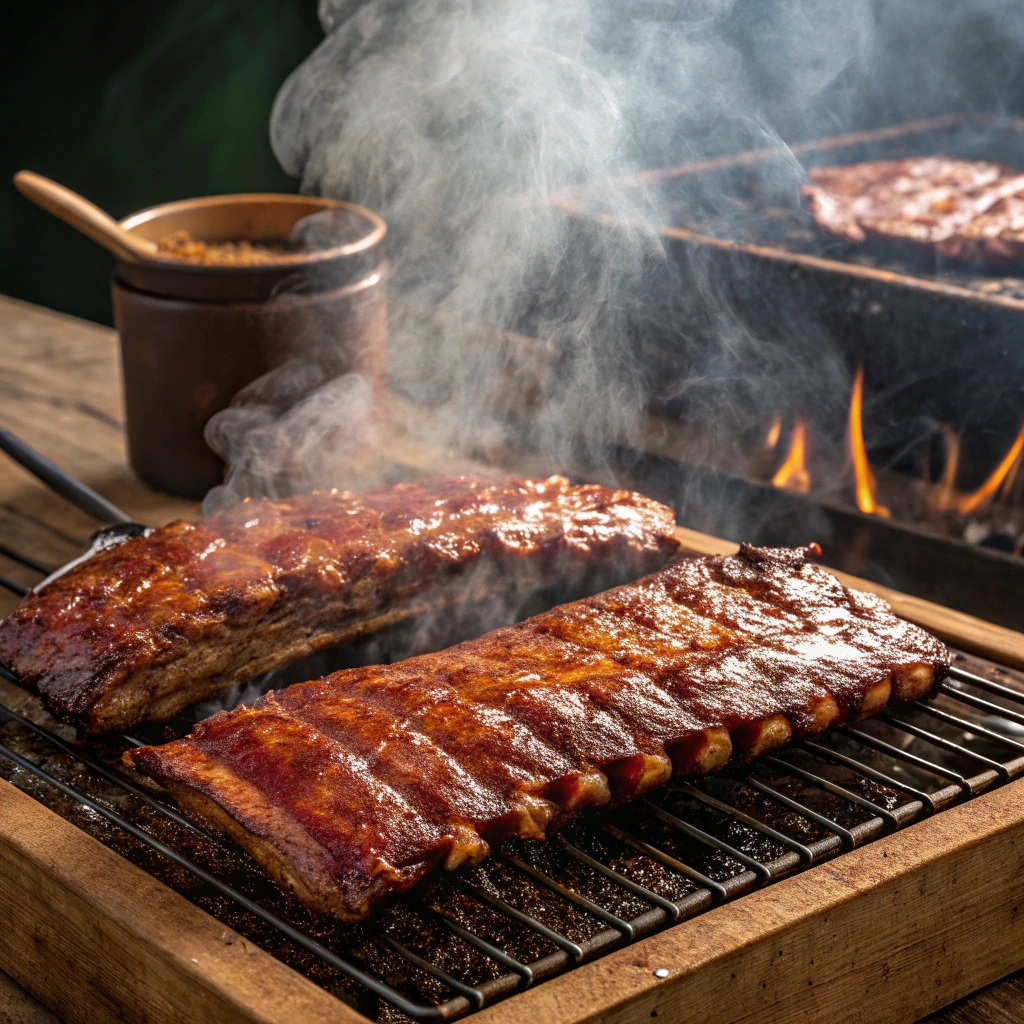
<box><xmin>125</xmin><ymin>544</ymin><xmax>948</xmax><ymax>923</ymax></box>
<box><xmin>0</xmin><ymin>476</ymin><xmax>680</xmax><ymax>733</ymax></box>
<box><xmin>801</xmin><ymin>157</ymin><xmax>1024</xmax><ymax>264</ymax></box>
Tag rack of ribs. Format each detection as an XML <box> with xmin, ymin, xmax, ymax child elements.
<box><xmin>125</xmin><ymin>544</ymin><xmax>948</xmax><ymax>923</ymax></box>
<box><xmin>801</xmin><ymin>156</ymin><xmax>1024</xmax><ymax>264</ymax></box>
<box><xmin>0</xmin><ymin>476</ymin><xmax>680</xmax><ymax>733</ymax></box>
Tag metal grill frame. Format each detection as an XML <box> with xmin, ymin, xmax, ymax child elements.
<box><xmin>550</xmin><ymin>114</ymin><xmax>1024</xmax><ymax>632</ymax></box>
<box><xmin>2</xmin><ymin>430</ymin><xmax>1024</xmax><ymax>1022</ymax></box>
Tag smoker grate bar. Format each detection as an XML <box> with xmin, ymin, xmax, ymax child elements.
<box><xmin>503</xmin><ymin>852</ymin><xmax>637</xmax><ymax>940</ymax></box>
<box><xmin>673</xmin><ymin>780</ymin><xmax>816</xmax><ymax>864</ymax></box>
<box><xmin>946</xmin><ymin>666</ymin><xmax>1024</xmax><ymax>705</ymax></box>
<box><xmin>743</xmin><ymin>774</ymin><xmax>858</xmax><ymax>851</ymax></box>
<box><xmin>557</xmin><ymin>835</ymin><xmax>683</xmax><ymax>922</ymax></box>
<box><xmin>0</xmin><ymin>544</ymin><xmax>49</xmax><ymax>576</ymax></box>
<box><xmin>607</xmin><ymin>820</ymin><xmax>730</xmax><ymax>902</ymax></box>
<box><xmin>428</xmin><ymin>905</ymin><xmax>536</xmax><ymax>988</ymax></box>
<box><xmin>840</xmin><ymin>724</ymin><xmax>975</xmax><ymax>793</ymax></box>
<box><xmin>0</xmin><ymin>576</ymin><xmax>27</xmax><ymax>597</ymax></box>
<box><xmin>3</xmin><ymin>666</ymin><xmax>1023</xmax><ymax>1022</ymax></box>
<box><xmin>879</xmin><ymin>711</ymin><xmax>1012</xmax><ymax>781</ymax></box>
<box><xmin>452</xmin><ymin>875</ymin><xmax>586</xmax><ymax>964</ymax></box>
<box><xmin>762</xmin><ymin>754</ymin><xmax>902</xmax><ymax>829</ymax></box>
<box><xmin>0</xmin><ymin>694</ymin><xmax>222</xmax><ymax>846</ymax></box>
<box><xmin>0</xmin><ymin>732</ymin><xmax>469</xmax><ymax>1022</ymax></box>
<box><xmin>800</xmin><ymin>738</ymin><xmax>938</xmax><ymax>810</ymax></box>
<box><xmin>379</xmin><ymin>934</ymin><xmax>486</xmax><ymax>1012</ymax></box>
<box><xmin>2</xmin><ymin>430</ymin><xmax>1024</xmax><ymax>1021</ymax></box>
<box><xmin>912</xmin><ymin>702</ymin><xmax>1024</xmax><ymax>755</ymax></box>
<box><xmin>639</xmin><ymin>800</ymin><xmax>773</xmax><ymax>881</ymax></box>
<box><xmin>939</xmin><ymin>683</ymin><xmax>1024</xmax><ymax>727</ymax></box>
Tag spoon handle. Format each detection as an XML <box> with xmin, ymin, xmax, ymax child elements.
<box><xmin>13</xmin><ymin>170</ymin><xmax>155</xmax><ymax>263</ymax></box>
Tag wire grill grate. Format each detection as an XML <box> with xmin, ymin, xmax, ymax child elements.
<box><xmin>2</xmin><ymin>434</ymin><xmax>1023</xmax><ymax>1022</ymax></box>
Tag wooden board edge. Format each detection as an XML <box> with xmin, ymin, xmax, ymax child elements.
<box><xmin>473</xmin><ymin>777</ymin><xmax>1024</xmax><ymax>1024</ymax></box>
<box><xmin>0</xmin><ymin>521</ymin><xmax>1017</xmax><ymax>1024</ymax></box>
<box><xmin>0</xmin><ymin>778</ymin><xmax>367</xmax><ymax>1024</ymax></box>
<box><xmin>672</xmin><ymin>525</ymin><xmax>1024</xmax><ymax>669</ymax></box>
<box><xmin>0</xmin><ymin>968</ymin><xmax>61</xmax><ymax>1024</ymax></box>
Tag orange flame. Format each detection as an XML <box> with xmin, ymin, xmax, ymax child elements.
<box><xmin>933</xmin><ymin>425</ymin><xmax>961</xmax><ymax>513</ymax></box>
<box><xmin>956</xmin><ymin>421</ymin><xmax>1024</xmax><ymax>516</ymax></box>
<box><xmin>997</xmin><ymin>430</ymin><xmax>1024</xmax><ymax>501</ymax></box>
<box><xmin>848</xmin><ymin>367</ymin><xmax>890</xmax><ymax>518</ymax></box>
<box><xmin>765</xmin><ymin>415</ymin><xmax>782</xmax><ymax>450</ymax></box>
<box><xmin>771</xmin><ymin>417</ymin><xmax>811</xmax><ymax>493</ymax></box>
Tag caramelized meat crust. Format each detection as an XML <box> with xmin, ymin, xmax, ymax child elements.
<box><xmin>125</xmin><ymin>544</ymin><xmax>948</xmax><ymax>923</ymax></box>
<box><xmin>801</xmin><ymin>157</ymin><xmax>1024</xmax><ymax>264</ymax></box>
<box><xmin>0</xmin><ymin>476</ymin><xmax>679</xmax><ymax>733</ymax></box>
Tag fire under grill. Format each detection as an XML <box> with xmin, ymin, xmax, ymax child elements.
<box><xmin>545</xmin><ymin>113</ymin><xmax>1024</xmax><ymax>633</ymax></box>
<box><xmin>2</xmin><ymin>452</ymin><xmax>1024</xmax><ymax>1022</ymax></box>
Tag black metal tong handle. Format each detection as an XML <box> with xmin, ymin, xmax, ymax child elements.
<box><xmin>0</xmin><ymin>425</ymin><xmax>133</xmax><ymax>525</ymax></box>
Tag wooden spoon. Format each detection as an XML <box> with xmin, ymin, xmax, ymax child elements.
<box><xmin>14</xmin><ymin>171</ymin><xmax>159</xmax><ymax>263</ymax></box>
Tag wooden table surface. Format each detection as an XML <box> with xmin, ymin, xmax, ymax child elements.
<box><xmin>0</xmin><ymin>293</ymin><xmax>1021</xmax><ymax>1024</ymax></box>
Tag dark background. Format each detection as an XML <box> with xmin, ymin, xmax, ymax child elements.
<box><xmin>0</xmin><ymin>0</ymin><xmax>321</xmax><ymax>325</ymax></box>
<box><xmin>4</xmin><ymin>0</ymin><xmax>1024</xmax><ymax>326</ymax></box>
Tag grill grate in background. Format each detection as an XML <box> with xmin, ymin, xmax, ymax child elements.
<box><xmin>2</xmin><ymin>493</ymin><xmax>1024</xmax><ymax>1021</ymax></box>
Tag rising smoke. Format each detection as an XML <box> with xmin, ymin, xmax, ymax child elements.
<box><xmin>206</xmin><ymin>0</ymin><xmax>1024</xmax><ymax>514</ymax></box>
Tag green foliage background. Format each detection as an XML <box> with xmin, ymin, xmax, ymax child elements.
<box><xmin>0</xmin><ymin>0</ymin><xmax>321</xmax><ymax>324</ymax></box>
<box><xmin>4</xmin><ymin>0</ymin><xmax>1024</xmax><ymax>327</ymax></box>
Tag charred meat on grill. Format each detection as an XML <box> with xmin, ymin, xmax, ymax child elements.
<box><xmin>125</xmin><ymin>544</ymin><xmax>947</xmax><ymax>923</ymax></box>
<box><xmin>0</xmin><ymin>476</ymin><xmax>680</xmax><ymax>734</ymax></box>
<box><xmin>801</xmin><ymin>157</ymin><xmax>1024</xmax><ymax>264</ymax></box>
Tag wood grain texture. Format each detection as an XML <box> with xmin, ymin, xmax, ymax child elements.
<box><xmin>0</xmin><ymin>779</ymin><xmax>360</xmax><ymax>1024</ymax></box>
<box><xmin>2</xmin><ymin>294</ymin><xmax>1024</xmax><ymax>1023</ymax></box>
<box><xmin>0</xmin><ymin>294</ymin><xmax>517</xmax><ymax>618</ymax></box>
<box><xmin>0</xmin><ymin>295</ymin><xmax>196</xmax><ymax>609</ymax></box>
<box><xmin>472</xmin><ymin>778</ymin><xmax>1024</xmax><ymax>1024</ymax></box>
<box><xmin>922</xmin><ymin>971</ymin><xmax>1024</xmax><ymax>1024</ymax></box>
<box><xmin>0</xmin><ymin>968</ymin><xmax>61</xmax><ymax>1024</ymax></box>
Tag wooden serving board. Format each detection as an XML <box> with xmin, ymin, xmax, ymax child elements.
<box><xmin>2</xmin><ymin>621</ymin><xmax>1023</xmax><ymax>1024</ymax></box>
<box><xmin>2</xmin><ymin>295</ymin><xmax>1024</xmax><ymax>1024</ymax></box>
<box><xmin>2</xmin><ymin>543</ymin><xmax>1023</xmax><ymax>1024</ymax></box>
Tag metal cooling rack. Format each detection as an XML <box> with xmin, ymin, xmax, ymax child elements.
<box><xmin>1</xmin><ymin>427</ymin><xmax>1023</xmax><ymax>1021</ymax></box>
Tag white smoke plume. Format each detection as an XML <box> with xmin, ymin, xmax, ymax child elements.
<box><xmin>208</xmin><ymin>0</ymin><xmax>1024</xmax><ymax>509</ymax></box>
<box><xmin>190</xmin><ymin>0</ymin><xmax>1024</xmax><ymax>701</ymax></box>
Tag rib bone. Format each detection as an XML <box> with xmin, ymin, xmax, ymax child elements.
<box><xmin>125</xmin><ymin>544</ymin><xmax>948</xmax><ymax>922</ymax></box>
